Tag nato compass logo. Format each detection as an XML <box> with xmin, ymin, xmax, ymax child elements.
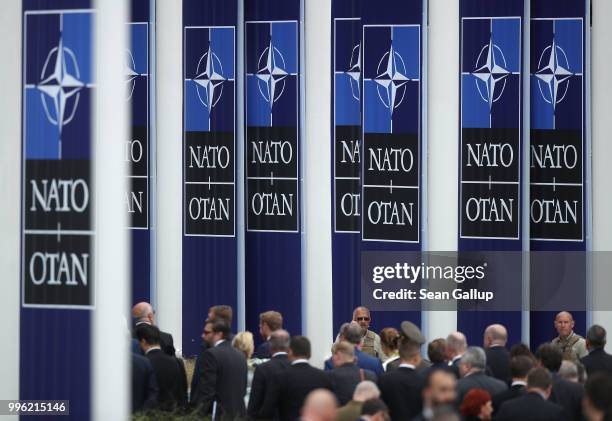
<box><xmin>334</xmin><ymin>18</ymin><xmax>362</xmax><ymax>126</ymax></box>
<box><xmin>193</xmin><ymin>45</ymin><xmax>227</xmax><ymax>110</ymax></box>
<box><xmin>531</xmin><ymin>19</ymin><xmax>582</xmax><ymax>130</ymax></box>
<box><xmin>124</xmin><ymin>49</ymin><xmax>144</xmax><ymax>101</ymax></box>
<box><xmin>24</xmin><ymin>11</ymin><xmax>93</xmax><ymax>160</ymax></box>
<box><xmin>472</xmin><ymin>38</ymin><xmax>510</xmax><ymax>108</ymax></box>
<box><xmin>246</xmin><ymin>21</ymin><xmax>298</xmax><ymax>127</ymax></box>
<box><xmin>363</xmin><ymin>25</ymin><xmax>420</xmax><ymax>134</ymax></box>
<box><xmin>345</xmin><ymin>44</ymin><xmax>361</xmax><ymax>101</ymax></box>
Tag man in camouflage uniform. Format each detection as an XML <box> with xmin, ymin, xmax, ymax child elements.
<box><xmin>552</xmin><ymin>311</ymin><xmax>587</xmax><ymax>361</ymax></box>
<box><xmin>353</xmin><ymin>306</ymin><xmax>383</xmax><ymax>358</ymax></box>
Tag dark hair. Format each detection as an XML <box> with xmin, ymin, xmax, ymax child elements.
<box><xmin>459</xmin><ymin>389</ymin><xmax>491</xmax><ymax>417</ymax></box>
<box><xmin>290</xmin><ymin>336</ymin><xmax>311</xmax><ymax>359</ymax></box>
<box><xmin>428</xmin><ymin>338</ymin><xmax>448</xmax><ymax>364</ymax></box>
<box><xmin>535</xmin><ymin>343</ymin><xmax>562</xmax><ymax>372</ymax></box>
<box><xmin>510</xmin><ymin>355</ymin><xmax>535</xmax><ymax>379</ymax></box>
<box><xmin>380</xmin><ymin>328</ymin><xmax>400</xmax><ymax>351</ymax></box>
<box><xmin>528</xmin><ymin>367</ymin><xmax>553</xmax><ymax>390</ymax></box>
<box><xmin>209</xmin><ymin>305</ymin><xmax>233</xmax><ymax>323</ymax></box>
<box><xmin>585</xmin><ymin>373</ymin><xmax>612</xmax><ymax>413</ymax></box>
<box><xmin>361</xmin><ymin>398</ymin><xmax>389</xmax><ymax>416</ymax></box>
<box><xmin>206</xmin><ymin>317</ymin><xmax>231</xmax><ymax>338</ymax></box>
<box><xmin>399</xmin><ymin>338</ymin><xmax>420</xmax><ymax>360</ymax></box>
<box><xmin>586</xmin><ymin>325</ymin><xmax>607</xmax><ymax>349</ymax></box>
<box><xmin>135</xmin><ymin>324</ymin><xmax>161</xmax><ymax>346</ymax></box>
<box><xmin>509</xmin><ymin>343</ymin><xmax>536</xmax><ymax>361</ymax></box>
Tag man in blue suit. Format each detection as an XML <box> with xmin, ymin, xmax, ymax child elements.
<box><xmin>324</xmin><ymin>322</ymin><xmax>384</xmax><ymax>376</ymax></box>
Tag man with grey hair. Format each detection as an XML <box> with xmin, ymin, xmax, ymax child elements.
<box><xmin>335</xmin><ymin>381</ymin><xmax>380</xmax><ymax>421</ymax></box>
<box><xmin>581</xmin><ymin>324</ymin><xmax>612</xmax><ymax>377</ymax></box>
<box><xmin>456</xmin><ymin>346</ymin><xmax>507</xmax><ymax>404</ymax></box>
<box><xmin>552</xmin><ymin>311</ymin><xmax>587</xmax><ymax>360</ymax></box>
<box><xmin>328</xmin><ymin>341</ymin><xmax>377</xmax><ymax>405</ymax></box>
<box><xmin>446</xmin><ymin>331</ymin><xmax>467</xmax><ymax>378</ymax></box>
<box><xmin>132</xmin><ymin>302</ymin><xmax>175</xmax><ymax>356</ymax></box>
<box><xmin>325</xmin><ymin>322</ymin><xmax>384</xmax><ymax>376</ymax></box>
<box><xmin>483</xmin><ymin>324</ymin><xmax>511</xmax><ymax>384</ymax></box>
<box><xmin>558</xmin><ymin>359</ymin><xmax>579</xmax><ymax>382</ymax></box>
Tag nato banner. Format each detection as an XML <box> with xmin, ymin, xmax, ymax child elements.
<box><xmin>245</xmin><ymin>0</ymin><xmax>302</xmax><ymax>338</ymax></box>
<box><xmin>457</xmin><ymin>0</ymin><xmax>524</xmax><ymax>346</ymax></box>
<box><xmin>127</xmin><ymin>0</ymin><xmax>152</xmax><ymax>303</ymax></box>
<box><xmin>183</xmin><ymin>0</ymin><xmax>237</xmax><ymax>356</ymax></box>
<box><xmin>331</xmin><ymin>0</ymin><xmax>362</xmax><ymax>339</ymax></box>
<box><xmin>529</xmin><ymin>0</ymin><xmax>588</xmax><ymax>347</ymax></box>
<box><xmin>21</xmin><ymin>0</ymin><xmax>93</xmax><ymax>418</ymax></box>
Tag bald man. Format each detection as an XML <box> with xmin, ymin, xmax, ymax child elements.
<box><xmin>301</xmin><ymin>389</ymin><xmax>337</xmax><ymax>421</ymax></box>
<box><xmin>352</xmin><ymin>307</ymin><xmax>383</xmax><ymax>358</ymax></box>
<box><xmin>483</xmin><ymin>324</ymin><xmax>511</xmax><ymax>384</ymax></box>
<box><xmin>551</xmin><ymin>311</ymin><xmax>587</xmax><ymax>360</ymax></box>
<box><xmin>446</xmin><ymin>332</ymin><xmax>467</xmax><ymax>378</ymax></box>
<box><xmin>132</xmin><ymin>302</ymin><xmax>176</xmax><ymax>357</ymax></box>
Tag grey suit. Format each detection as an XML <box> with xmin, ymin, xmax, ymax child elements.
<box><xmin>456</xmin><ymin>370</ymin><xmax>507</xmax><ymax>404</ymax></box>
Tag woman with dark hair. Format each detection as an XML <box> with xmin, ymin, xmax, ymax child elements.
<box><xmin>459</xmin><ymin>389</ymin><xmax>493</xmax><ymax>421</ymax></box>
<box><xmin>379</xmin><ymin>327</ymin><xmax>400</xmax><ymax>369</ymax></box>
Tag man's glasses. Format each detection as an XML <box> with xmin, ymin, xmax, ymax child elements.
<box><xmin>355</xmin><ymin>317</ymin><xmax>370</xmax><ymax>322</ymax></box>
<box><xmin>203</xmin><ymin>330</ymin><xmax>213</xmax><ymax>335</ymax></box>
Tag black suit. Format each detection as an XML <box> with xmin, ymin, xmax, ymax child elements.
<box><xmin>254</xmin><ymin>340</ymin><xmax>272</xmax><ymax>359</ymax></box>
<box><xmin>495</xmin><ymin>391</ymin><xmax>566</xmax><ymax>421</ymax></box>
<box><xmin>581</xmin><ymin>347</ymin><xmax>612</xmax><ymax>377</ymax></box>
<box><xmin>449</xmin><ymin>357</ymin><xmax>461</xmax><ymax>378</ymax></box>
<box><xmin>144</xmin><ymin>349</ymin><xmax>187</xmax><ymax>411</ymax></box>
<box><xmin>456</xmin><ymin>371</ymin><xmax>507</xmax><ymax>404</ymax></box>
<box><xmin>192</xmin><ymin>340</ymin><xmax>247</xmax><ymax>420</ymax></box>
<box><xmin>259</xmin><ymin>361</ymin><xmax>333</xmax><ymax>421</ymax></box>
<box><xmin>328</xmin><ymin>362</ymin><xmax>377</xmax><ymax>406</ymax></box>
<box><xmin>485</xmin><ymin>346</ymin><xmax>511</xmax><ymax>384</ymax></box>
<box><xmin>248</xmin><ymin>353</ymin><xmax>291</xmax><ymax>420</ymax></box>
<box><xmin>190</xmin><ymin>332</ymin><xmax>235</xmax><ymax>399</ymax></box>
<box><xmin>134</xmin><ymin>322</ymin><xmax>176</xmax><ymax>357</ymax></box>
<box><xmin>549</xmin><ymin>373</ymin><xmax>584</xmax><ymax>421</ymax></box>
<box><xmin>492</xmin><ymin>383</ymin><xmax>525</xmax><ymax>415</ymax></box>
<box><xmin>131</xmin><ymin>353</ymin><xmax>158</xmax><ymax>413</ymax></box>
<box><xmin>378</xmin><ymin>366</ymin><xmax>424</xmax><ymax>421</ymax></box>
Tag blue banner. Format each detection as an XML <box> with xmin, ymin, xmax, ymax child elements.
<box><xmin>245</xmin><ymin>0</ymin><xmax>302</xmax><ymax>339</ymax></box>
<box><xmin>529</xmin><ymin>0</ymin><xmax>588</xmax><ymax>348</ymax></box>
<box><xmin>21</xmin><ymin>0</ymin><xmax>93</xmax><ymax>418</ymax></box>
<box><xmin>183</xmin><ymin>0</ymin><xmax>238</xmax><ymax>356</ymax></box>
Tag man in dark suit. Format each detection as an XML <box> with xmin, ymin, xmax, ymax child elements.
<box><xmin>492</xmin><ymin>355</ymin><xmax>533</xmax><ymax>415</ymax></box>
<box><xmin>446</xmin><ymin>331</ymin><xmax>467</xmax><ymax>378</ymax></box>
<box><xmin>420</xmin><ymin>338</ymin><xmax>454</xmax><ymax>380</ymax></box>
<box><xmin>328</xmin><ymin>341</ymin><xmax>377</xmax><ymax>405</ymax></box>
<box><xmin>254</xmin><ymin>311</ymin><xmax>283</xmax><ymax>359</ymax></box>
<box><xmin>132</xmin><ymin>302</ymin><xmax>176</xmax><ymax>357</ymax></box>
<box><xmin>483</xmin><ymin>324</ymin><xmax>511</xmax><ymax>384</ymax></box>
<box><xmin>495</xmin><ymin>367</ymin><xmax>566</xmax><ymax>421</ymax></box>
<box><xmin>583</xmin><ymin>373</ymin><xmax>612</xmax><ymax>421</ymax></box>
<box><xmin>413</xmin><ymin>369</ymin><xmax>457</xmax><ymax>421</ymax></box>
<box><xmin>377</xmin><ymin>330</ymin><xmax>425</xmax><ymax>421</ymax></box>
<box><xmin>192</xmin><ymin>317</ymin><xmax>247</xmax><ymax>420</ymax></box>
<box><xmin>581</xmin><ymin>324</ymin><xmax>612</xmax><ymax>377</ymax></box>
<box><xmin>136</xmin><ymin>324</ymin><xmax>187</xmax><ymax>412</ymax></box>
<box><xmin>131</xmin><ymin>352</ymin><xmax>158</xmax><ymax>413</ymax></box>
<box><xmin>248</xmin><ymin>329</ymin><xmax>291</xmax><ymax>420</ymax></box>
<box><xmin>324</xmin><ymin>323</ymin><xmax>384</xmax><ymax>376</ymax></box>
<box><xmin>536</xmin><ymin>343</ymin><xmax>584</xmax><ymax>421</ymax></box>
<box><xmin>456</xmin><ymin>346</ymin><xmax>507</xmax><ymax>404</ymax></box>
<box><xmin>258</xmin><ymin>336</ymin><xmax>332</xmax><ymax>421</ymax></box>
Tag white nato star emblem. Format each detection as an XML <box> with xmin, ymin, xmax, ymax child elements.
<box><xmin>346</xmin><ymin>43</ymin><xmax>361</xmax><ymax>101</ymax></box>
<box><xmin>535</xmin><ymin>38</ymin><xmax>573</xmax><ymax>109</ymax></box>
<box><xmin>256</xmin><ymin>40</ymin><xmax>288</xmax><ymax>108</ymax></box>
<box><xmin>374</xmin><ymin>45</ymin><xmax>409</xmax><ymax>115</ymax></box>
<box><xmin>125</xmin><ymin>49</ymin><xmax>139</xmax><ymax>101</ymax></box>
<box><xmin>193</xmin><ymin>45</ymin><xmax>226</xmax><ymax>110</ymax></box>
<box><xmin>37</xmin><ymin>36</ymin><xmax>84</xmax><ymax>133</ymax></box>
<box><xmin>472</xmin><ymin>38</ymin><xmax>509</xmax><ymax>108</ymax></box>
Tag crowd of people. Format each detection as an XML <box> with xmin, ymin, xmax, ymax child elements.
<box><xmin>130</xmin><ymin>303</ymin><xmax>612</xmax><ymax>421</ymax></box>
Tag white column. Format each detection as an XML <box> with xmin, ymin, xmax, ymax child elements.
<box><xmin>156</xmin><ymin>0</ymin><xmax>183</xmax><ymax>351</ymax></box>
<box><xmin>303</xmin><ymin>0</ymin><xmax>334</xmax><ymax>368</ymax></box>
<box><xmin>93</xmin><ymin>0</ymin><xmax>129</xmax><ymax>419</ymax></box>
<box><xmin>424</xmin><ymin>0</ymin><xmax>459</xmax><ymax>340</ymax></box>
<box><xmin>0</xmin><ymin>0</ymin><xmax>21</xmax><ymax>411</ymax></box>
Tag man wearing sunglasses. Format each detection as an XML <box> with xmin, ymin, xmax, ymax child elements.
<box><xmin>353</xmin><ymin>306</ymin><xmax>382</xmax><ymax>359</ymax></box>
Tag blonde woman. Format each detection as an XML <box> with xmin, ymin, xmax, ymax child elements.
<box><xmin>233</xmin><ymin>331</ymin><xmax>255</xmax><ymax>405</ymax></box>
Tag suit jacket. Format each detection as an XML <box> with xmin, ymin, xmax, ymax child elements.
<box><xmin>190</xmin><ymin>332</ymin><xmax>236</xmax><ymax>399</ymax></box>
<box><xmin>248</xmin><ymin>353</ymin><xmax>291</xmax><ymax>420</ymax></box>
<box><xmin>449</xmin><ymin>357</ymin><xmax>461</xmax><ymax>378</ymax></box>
<box><xmin>144</xmin><ymin>349</ymin><xmax>187</xmax><ymax>411</ymax></box>
<box><xmin>328</xmin><ymin>362</ymin><xmax>377</xmax><ymax>406</ymax></box>
<box><xmin>133</xmin><ymin>322</ymin><xmax>176</xmax><ymax>357</ymax></box>
<box><xmin>254</xmin><ymin>340</ymin><xmax>272</xmax><ymax>359</ymax></box>
<box><xmin>378</xmin><ymin>366</ymin><xmax>424</xmax><ymax>421</ymax></box>
<box><xmin>192</xmin><ymin>340</ymin><xmax>247</xmax><ymax>420</ymax></box>
<box><xmin>131</xmin><ymin>353</ymin><xmax>158</xmax><ymax>413</ymax></box>
<box><xmin>549</xmin><ymin>373</ymin><xmax>584</xmax><ymax>421</ymax></box>
<box><xmin>485</xmin><ymin>346</ymin><xmax>511</xmax><ymax>384</ymax></box>
<box><xmin>492</xmin><ymin>383</ymin><xmax>525</xmax><ymax>415</ymax></box>
<box><xmin>324</xmin><ymin>349</ymin><xmax>384</xmax><ymax>377</ymax></box>
<box><xmin>456</xmin><ymin>371</ymin><xmax>507</xmax><ymax>404</ymax></box>
<box><xmin>495</xmin><ymin>391</ymin><xmax>566</xmax><ymax>421</ymax></box>
<box><xmin>259</xmin><ymin>361</ymin><xmax>333</xmax><ymax>421</ymax></box>
<box><xmin>581</xmin><ymin>347</ymin><xmax>612</xmax><ymax>377</ymax></box>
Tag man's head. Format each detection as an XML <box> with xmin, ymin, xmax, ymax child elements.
<box><xmin>459</xmin><ymin>346</ymin><xmax>486</xmax><ymax>377</ymax></box>
<box><xmin>554</xmin><ymin>311</ymin><xmax>575</xmax><ymax>338</ymax></box>
<box><xmin>398</xmin><ymin>337</ymin><xmax>422</xmax><ymax>366</ymax></box>
<box><xmin>353</xmin><ymin>306</ymin><xmax>371</xmax><ymax>334</ymax></box>
<box><xmin>269</xmin><ymin>329</ymin><xmax>290</xmax><ymax>354</ymax></box>
<box><xmin>132</xmin><ymin>302</ymin><xmax>154</xmax><ymax>325</ymax></box>
<box><xmin>483</xmin><ymin>324</ymin><xmax>507</xmax><ymax>348</ymax></box>
<box><xmin>446</xmin><ymin>331</ymin><xmax>467</xmax><ymax>360</ymax></box>
<box><xmin>423</xmin><ymin>370</ymin><xmax>457</xmax><ymax>408</ymax></box>
<box><xmin>428</xmin><ymin>338</ymin><xmax>448</xmax><ymax>364</ymax></box>
<box><xmin>301</xmin><ymin>389</ymin><xmax>337</xmax><ymax>421</ymax></box>
<box><xmin>135</xmin><ymin>323</ymin><xmax>160</xmax><ymax>353</ymax></box>
<box><xmin>535</xmin><ymin>343</ymin><xmax>563</xmax><ymax>373</ymax></box>
<box><xmin>289</xmin><ymin>336</ymin><xmax>311</xmax><ymax>361</ymax></box>
<box><xmin>510</xmin><ymin>355</ymin><xmax>534</xmax><ymax>381</ymax></box>
<box><xmin>360</xmin><ymin>398</ymin><xmax>390</xmax><ymax>421</ymax></box>
<box><xmin>583</xmin><ymin>373</ymin><xmax>612</xmax><ymax>421</ymax></box>
<box><xmin>339</xmin><ymin>322</ymin><xmax>363</xmax><ymax>346</ymax></box>
<box><xmin>201</xmin><ymin>318</ymin><xmax>231</xmax><ymax>347</ymax></box>
<box><xmin>586</xmin><ymin>324</ymin><xmax>607</xmax><ymax>351</ymax></box>
<box><xmin>527</xmin><ymin>367</ymin><xmax>553</xmax><ymax>399</ymax></box>
<box><xmin>259</xmin><ymin>310</ymin><xmax>283</xmax><ymax>339</ymax></box>
<box><xmin>558</xmin><ymin>360</ymin><xmax>579</xmax><ymax>382</ymax></box>
<box><xmin>207</xmin><ymin>305</ymin><xmax>233</xmax><ymax>323</ymax></box>
<box><xmin>352</xmin><ymin>381</ymin><xmax>380</xmax><ymax>403</ymax></box>
<box><xmin>331</xmin><ymin>341</ymin><xmax>356</xmax><ymax>368</ymax></box>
